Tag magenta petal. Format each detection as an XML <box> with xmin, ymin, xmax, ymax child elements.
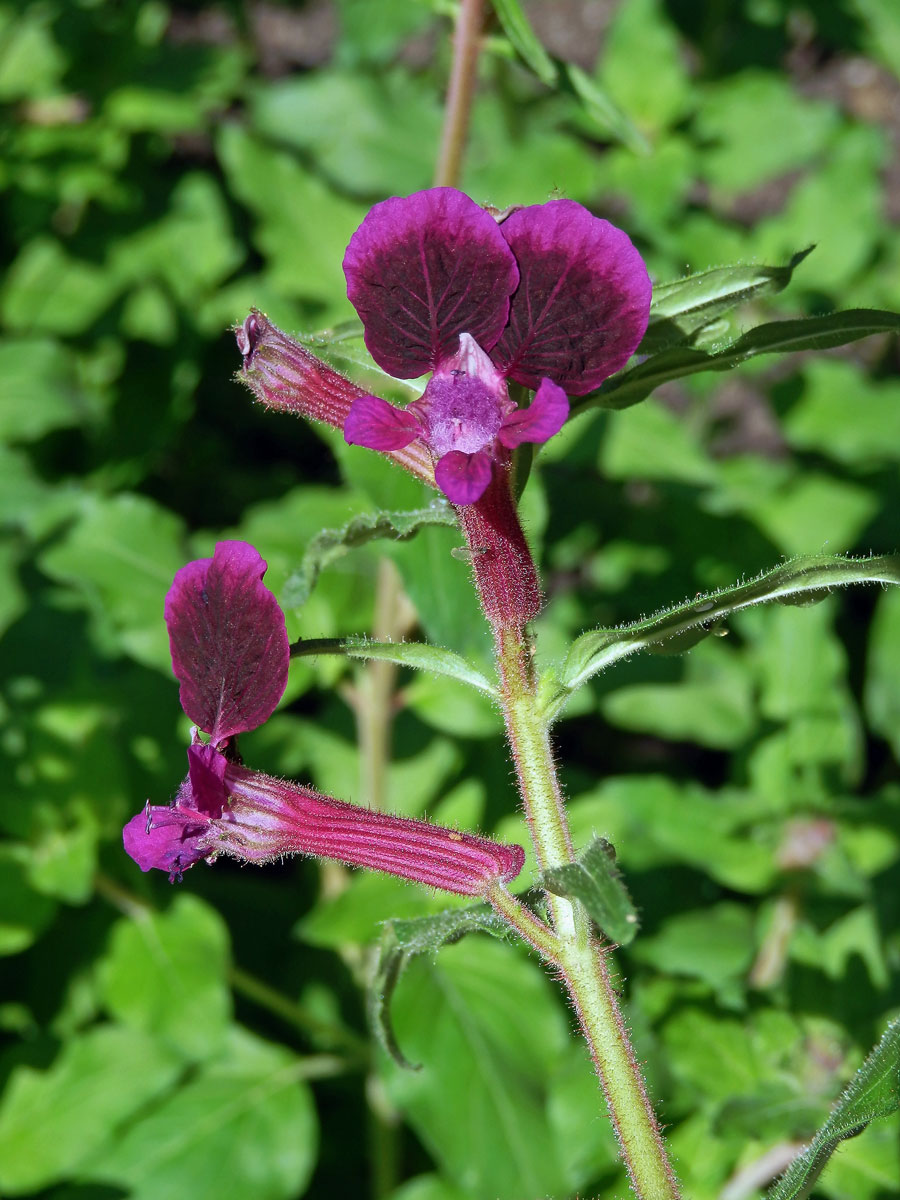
<box><xmin>492</xmin><ymin>200</ymin><xmax>652</xmax><ymax>395</ymax></box>
<box><xmin>344</xmin><ymin>394</ymin><xmax>420</xmax><ymax>450</ymax></box>
<box><xmin>434</xmin><ymin>450</ymin><xmax>493</xmax><ymax>505</ymax></box>
<box><xmin>343</xmin><ymin>188</ymin><xmax>519</xmax><ymax>378</ymax></box>
<box><xmin>123</xmin><ymin>806</ymin><xmax>212</xmax><ymax>881</ymax></box>
<box><xmin>165</xmin><ymin>541</ymin><xmax>289</xmax><ymax>745</ymax></box>
<box><xmin>186</xmin><ymin>743</ymin><xmax>227</xmax><ymax>817</ymax></box>
<box><xmin>498</xmin><ymin>377</ymin><xmax>569</xmax><ymax>448</ymax></box>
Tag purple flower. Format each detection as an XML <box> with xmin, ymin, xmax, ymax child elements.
<box><xmin>123</xmin><ymin>540</ymin><xmax>524</xmax><ymax>893</ymax></box>
<box><xmin>342</xmin><ymin>188</ymin><xmax>652</xmax><ymax>505</ymax></box>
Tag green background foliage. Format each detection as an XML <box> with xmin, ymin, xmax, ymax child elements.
<box><xmin>1</xmin><ymin>1</ymin><xmax>899</xmax><ymax>1197</ymax></box>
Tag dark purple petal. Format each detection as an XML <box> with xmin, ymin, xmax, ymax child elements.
<box><xmin>492</xmin><ymin>200</ymin><xmax>652</xmax><ymax>395</ymax></box>
<box><xmin>186</xmin><ymin>743</ymin><xmax>227</xmax><ymax>817</ymax></box>
<box><xmin>344</xmin><ymin>394</ymin><xmax>420</xmax><ymax>450</ymax></box>
<box><xmin>498</xmin><ymin>377</ymin><xmax>569</xmax><ymax>448</ymax></box>
<box><xmin>123</xmin><ymin>805</ymin><xmax>213</xmax><ymax>881</ymax></box>
<box><xmin>343</xmin><ymin>188</ymin><xmax>519</xmax><ymax>378</ymax></box>
<box><xmin>434</xmin><ymin>450</ymin><xmax>493</xmax><ymax>506</ymax></box>
<box><xmin>165</xmin><ymin>541</ymin><xmax>289</xmax><ymax>745</ymax></box>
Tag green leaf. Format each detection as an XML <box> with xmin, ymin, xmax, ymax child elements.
<box><xmin>379</xmin><ymin>938</ymin><xmax>569</xmax><ymax>1200</ymax></box>
<box><xmin>640</xmin><ymin>247</ymin><xmax>815</xmax><ymax>354</ymax></box>
<box><xmin>490</xmin><ymin>0</ymin><xmax>557</xmax><ymax>86</ymax></box>
<box><xmin>598</xmin><ymin>0</ymin><xmax>691</xmax><ymax>134</ymax></box>
<box><xmin>0</xmin><ymin>1026</ymin><xmax>182</xmax><ymax>1193</ymax></box>
<box><xmin>542</xmin><ymin>837</ymin><xmax>639</xmax><ymax>945</ymax></box>
<box><xmin>37</xmin><ymin>493</ymin><xmax>186</xmax><ymax>671</ymax></box>
<box><xmin>98</xmin><ymin>895</ymin><xmax>232</xmax><ymax>1061</ymax></box>
<box><xmin>83</xmin><ymin>1027</ymin><xmax>319</xmax><ymax>1200</ymax></box>
<box><xmin>282</xmin><ymin>501</ymin><xmax>456</xmax><ymax>609</ymax></box>
<box><xmin>695</xmin><ymin>71</ymin><xmax>839</xmax><ymax>195</ymax></box>
<box><xmin>866</xmin><ymin>588</ymin><xmax>900</xmax><ymax>761</ymax></box>
<box><xmin>563</xmin><ymin>63</ymin><xmax>651</xmax><ymax>156</ymax></box>
<box><xmin>291</xmin><ymin>636</ymin><xmax>497</xmax><ymax>697</ymax></box>
<box><xmin>767</xmin><ymin>1018</ymin><xmax>900</xmax><ymax>1200</ymax></box>
<box><xmin>631</xmin><ymin>903</ymin><xmax>756</xmax><ymax>995</ymax></box>
<box><xmin>371</xmin><ymin>905</ymin><xmax>513</xmax><ymax>1069</ymax></box>
<box><xmin>0</xmin><ymin>338</ymin><xmax>100</xmax><ymax>441</ymax></box>
<box><xmin>548</xmin><ymin>554</ymin><xmax>900</xmax><ymax>719</ymax></box>
<box><xmin>0</xmin><ymin>845</ymin><xmax>57</xmax><ymax>956</ymax></box>
<box><xmin>575</xmin><ymin>310</ymin><xmax>900</xmax><ymax>415</ymax></box>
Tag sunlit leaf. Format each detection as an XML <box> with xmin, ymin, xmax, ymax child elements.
<box><xmin>640</xmin><ymin>247</ymin><xmax>814</xmax><ymax>353</ymax></box>
<box><xmin>575</xmin><ymin>310</ymin><xmax>900</xmax><ymax>414</ymax></box>
<box><xmin>547</xmin><ymin>554</ymin><xmax>900</xmax><ymax>719</ymax></box>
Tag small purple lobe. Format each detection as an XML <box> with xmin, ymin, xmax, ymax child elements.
<box><xmin>492</xmin><ymin>200</ymin><xmax>652</xmax><ymax>395</ymax></box>
<box><xmin>343</xmin><ymin>188</ymin><xmax>519</xmax><ymax>379</ymax></box>
<box><xmin>498</xmin><ymin>377</ymin><xmax>569</xmax><ymax>448</ymax></box>
<box><xmin>344</xmin><ymin>394</ymin><xmax>420</xmax><ymax>450</ymax></box>
<box><xmin>164</xmin><ymin>541</ymin><xmax>289</xmax><ymax>746</ymax></box>
<box><xmin>122</xmin><ymin>806</ymin><xmax>211</xmax><ymax>880</ymax></box>
<box><xmin>434</xmin><ymin>450</ymin><xmax>493</xmax><ymax>505</ymax></box>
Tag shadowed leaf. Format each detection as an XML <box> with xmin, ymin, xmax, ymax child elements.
<box><xmin>371</xmin><ymin>905</ymin><xmax>511</xmax><ymax>1069</ymax></box>
<box><xmin>543</xmin><ymin>838</ymin><xmax>639</xmax><ymax>945</ymax></box>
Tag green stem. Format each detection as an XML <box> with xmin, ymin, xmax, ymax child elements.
<box><xmin>434</xmin><ymin>0</ymin><xmax>485</xmax><ymax>189</ymax></box>
<box><xmin>486</xmin><ymin>588</ymin><xmax>681</xmax><ymax>1198</ymax></box>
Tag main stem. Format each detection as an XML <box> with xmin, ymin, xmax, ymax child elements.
<box><xmin>431</xmin><ymin>5</ymin><xmax>678</xmax><ymax>1195</ymax></box>
<box><xmin>494</xmin><ymin>628</ymin><xmax>680</xmax><ymax>1200</ymax></box>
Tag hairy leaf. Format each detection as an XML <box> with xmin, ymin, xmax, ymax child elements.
<box><xmin>767</xmin><ymin>1018</ymin><xmax>900</xmax><ymax>1200</ymax></box>
<box><xmin>546</xmin><ymin>554</ymin><xmax>900</xmax><ymax>720</ymax></box>
<box><xmin>282</xmin><ymin>503</ymin><xmax>456</xmax><ymax>609</ymax></box>
<box><xmin>371</xmin><ymin>905</ymin><xmax>512</xmax><ymax>1069</ymax></box>
<box><xmin>574</xmin><ymin>309</ymin><xmax>900</xmax><ymax>414</ymax></box>
<box><xmin>639</xmin><ymin>247</ymin><xmax>814</xmax><ymax>353</ymax></box>
<box><xmin>291</xmin><ymin>635</ymin><xmax>497</xmax><ymax>696</ymax></box>
<box><xmin>543</xmin><ymin>838</ymin><xmax>639</xmax><ymax>945</ymax></box>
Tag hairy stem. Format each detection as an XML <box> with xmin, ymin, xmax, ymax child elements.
<box><xmin>463</xmin><ymin>518</ymin><xmax>681</xmax><ymax>1199</ymax></box>
<box><xmin>434</xmin><ymin>0</ymin><xmax>485</xmax><ymax>189</ymax></box>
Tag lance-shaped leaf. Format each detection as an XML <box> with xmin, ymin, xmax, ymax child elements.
<box><xmin>491</xmin><ymin>0</ymin><xmax>558</xmax><ymax>86</ymax></box>
<box><xmin>291</xmin><ymin>636</ymin><xmax>497</xmax><ymax>697</ymax></box>
<box><xmin>546</xmin><ymin>554</ymin><xmax>900</xmax><ymax>721</ymax></box>
<box><xmin>767</xmin><ymin>1018</ymin><xmax>900</xmax><ymax>1200</ymax></box>
<box><xmin>542</xmin><ymin>838</ymin><xmax>639</xmax><ymax>946</ymax></box>
<box><xmin>573</xmin><ymin>308</ymin><xmax>900</xmax><ymax>415</ymax></box>
<box><xmin>370</xmin><ymin>905</ymin><xmax>512</xmax><ymax>1069</ymax></box>
<box><xmin>638</xmin><ymin>247</ymin><xmax>814</xmax><ymax>354</ymax></box>
<box><xmin>283</xmin><ymin>503</ymin><xmax>456</xmax><ymax>609</ymax></box>
<box><xmin>563</xmin><ymin>64</ymin><xmax>651</xmax><ymax>156</ymax></box>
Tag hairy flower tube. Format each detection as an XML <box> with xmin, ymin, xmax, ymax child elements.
<box><xmin>341</xmin><ymin>187</ymin><xmax>652</xmax><ymax>504</ymax></box>
<box><xmin>123</xmin><ymin>540</ymin><xmax>524</xmax><ymax>893</ymax></box>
